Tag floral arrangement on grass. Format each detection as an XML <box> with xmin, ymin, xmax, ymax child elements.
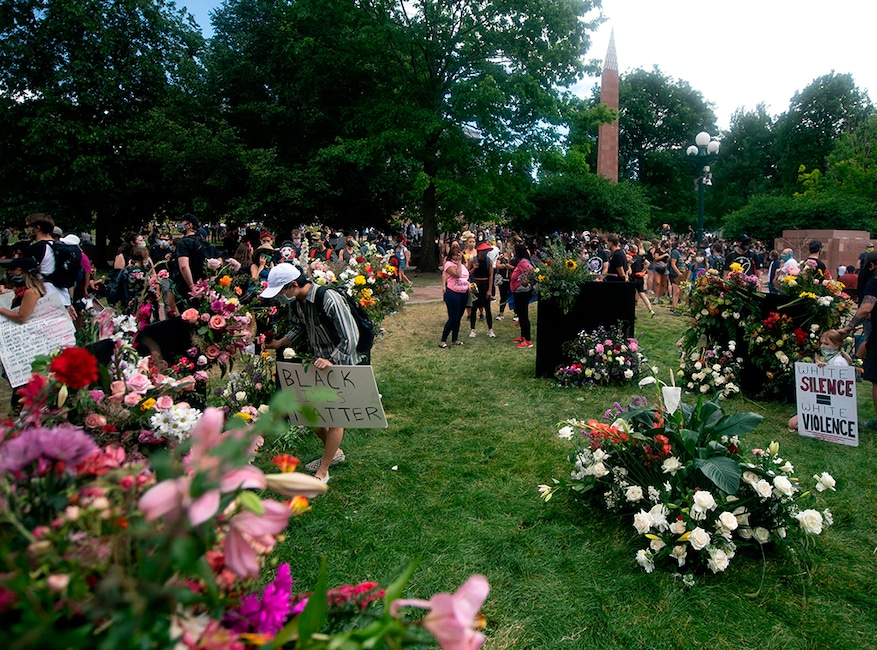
<box><xmin>539</xmin><ymin>378</ymin><xmax>835</xmax><ymax>583</ymax></box>
<box><xmin>0</xmin><ymin>364</ymin><xmax>491</xmax><ymax>648</ymax></box>
<box><xmin>533</xmin><ymin>240</ymin><xmax>594</xmax><ymax>313</ymax></box>
<box><xmin>679</xmin><ymin>268</ymin><xmax>761</xmax><ymax>354</ymax></box>
<box><xmin>213</xmin><ymin>351</ymin><xmax>277</xmax><ymax>422</ymax></box>
<box><xmin>325</xmin><ymin>241</ymin><xmax>407</xmax><ymax>325</ymax></box>
<box><xmin>180</xmin><ymin>263</ymin><xmax>257</xmax><ymax>373</ymax></box>
<box><xmin>677</xmin><ymin>340</ymin><xmax>743</xmax><ymax>399</ymax></box>
<box><xmin>776</xmin><ymin>261</ymin><xmax>854</xmax><ymax>331</ymax></box>
<box><xmin>555</xmin><ymin>324</ymin><xmax>642</xmax><ymax>386</ymax></box>
<box><xmin>746</xmin><ymin>313</ymin><xmax>821</xmax><ymax>399</ymax></box>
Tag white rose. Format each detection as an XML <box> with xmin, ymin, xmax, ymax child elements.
<box><xmin>772</xmin><ymin>475</ymin><xmax>794</xmax><ymax>497</ymax></box>
<box><xmin>693</xmin><ymin>491</ymin><xmax>717</xmax><ymax>512</ymax></box>
<box><xmin>742</xmin><ymin>471</ymin><xmax>759</xmax><ymax>486</ymax></box>
<box><xmin>635</xmin><ymin>549</ymin><xmax>655</xmax><ymax>573</ymax></box>
<box><xmin>626</xmin><ymin>485</ymin><xmax>644</xmax><ymax>502</ymax></box>
<box><xmin>592</xmin><ymin>449</ymin><xmax>609</xmax><ymax>462</ymax></box>
<box><xmin>557</xmin><ymin>425</ymin><xmax>575</xmax><ymax>440</ymax></box>
<box><xmin>707</xmin><ymin>547</ymin><xmax>731</xmax><ymax>573</ymax></box>
<box><xmin>257</xmin><ymin>404</ymin><xmax>270</xmax><ymax>414</ymax></box>
<box><xmin>796</xmin><ymin>509</ymin><xmax>824</xmax><ymax>535</ymax></box>
<box><xmin>649</xmin><ymin>537</ymin><xmax>666</xmax><ymax>552</ymax></box>
<box><xmin>694</xmin><ymin>361</ymin><xmax>703</xmax><ymax>370</ymax></box>
<box><xmin>671</xmin><ymin>544</ymin><xmax>687</xmax><ymax>567</ymax></box>
<box><xmin>662</xmin><ymin>457</ymin><xmax>683</xmax><ymax>476</ymax></box>
<box><xmin>669</xmin><ymin>519</ymin><xmax>687</xmax><ymax>535</ymax></box>
<box><xmin>624</xmin><ymin>369</ymin><xmax>634</xmax><ymax>379</ymax></box>
<box><xmin>755</xmin><ymin>480</ymin><xmax>773</xmax><ymax>498</ymax></box>
<box><xmin>282</xmin><ymin>347</ymin><xmax>296</xmax><ymax>359</ymax></box>
<box><xmin>687</xmin><ymin>526</ymin><xmax>711</xmax><ymax>551</ymax></box>
<box><xmin>235</xmin><ymin>391</ymin><xmax>247</xmax><ymax>401</ymax></box>
<box><xmin>592</xmin><ymin>462</ymin><xmax>609</xmax><ymax>478</ymax></box>
<box><xmin>733</xmin><ymin>506</ymin><xmax>750</xmax><ymax>527</ymax></box>
<box><xmin>633</xmin><ymin>510</ymin><xmax>652</xmax><ymax>534</ymax></box>
<box><xmin>814</xmin><ymin>472</ymin><xmax>836</xmax><ymax>492</ymax></box>
<box><xmin>823</xmin><ymin>509</ymin><xmax>833</xmax><ymax>526</ymax></box>
<box><xmin>700</xmin><ymin>384</ymin><xmax>709</xmax><ymax>393</ymax></box>
<box><xmin>753</xmin><ymin>527</ymin><xmax>770</xmax><ymax>544</ymax></box>
<box><xmin>718</xmin><ymin>511</ymin><xmax>739</xmax><ymax>532</ymax></box>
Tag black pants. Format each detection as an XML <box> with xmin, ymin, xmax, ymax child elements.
<box><xmin>514</xmin><ymin>289</ymin><xmax>533</xmax><ymax>340</ymax></box>
<box><xmin>469</xmin><ymin>278</ymin><xmax>493</xmax><ymax>329</ymax></box>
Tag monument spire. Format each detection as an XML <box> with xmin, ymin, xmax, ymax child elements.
<box><xmin>596</xmin><ymin>29</ymin><xmax>619</xmax><ymax>183</ymax></box>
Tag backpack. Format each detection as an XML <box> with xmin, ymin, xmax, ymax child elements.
<box><xmin>47</xmin><ymin>241</ymin><xmax>83</xmax><ymax>288</ymax></box>
<box><xmin>315</xmin><ymin>285</ymin><xmax>376</xmax><ymax>357</ymax></box>
<box><xmin>105</xmin><ymin>267</ymin><xmax>131</xmax><ymax>306</ymax></box>
<box><xmin>173</xmin><ymin>235</ymin><xmax>221</xmax><ymax>284</ymax></box>
<box><xmin>709</xmin><ymin>254</ymin><xmax>724</xmax><ymax>273</ymax></box>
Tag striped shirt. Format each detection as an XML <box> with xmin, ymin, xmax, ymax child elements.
<box><xmin>284</xmin><ymin>283</ymin><xmax>361</xmax><ymax>365</ymax></box>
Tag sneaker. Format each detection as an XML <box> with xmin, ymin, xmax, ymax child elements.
<box><xmin>512</xmin><ymin>336</ymin><xmax>524</xmax><ymax>343</ymax></box>
<box><xmin>513</xmin><ymin>317</ymin><xmax>519</xmax><ymax>322</ymax></box>
<box><xmin>865</xmin><ymin>419</ymin><xmax>877</xmax><ymax>430</ymax></box>
<box><xmin>488</xmin><ymin>329</ymin><xmax>496</xmax><ymax>338</ymax></box>
<box><xmin>316</xmin><ymin>472</ymin><xmax>330</xmax><ymax>484</ymax></box>
<box><xmin>469</xmin><ymin>329</ymin><xmax>477</xmax><ymax>338</ymax></box>
<box><xmin>304</xmin><ymin>450</ymin><xmax>345</xmax><ymax>473</ymax></box>
<box><xmin>649</xmin><ymin>310</ymin><xmax>655</xmax><ymax>318</ymax></box>
<box><xmin>517</xmin><ymin>340</ymin><xmax>533</xmax><ymax>348</ymax></box>
<box><xmin>495</xmin><ymin>315</ymin><xmax>504</xmax><ymax>321</ymax></box>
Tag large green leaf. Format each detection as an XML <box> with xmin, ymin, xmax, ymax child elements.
<box><xmin>695</xmin><ymin>457</ymin><xmax>742</xmax><ymax>494</ymax></box>
<box><xmin>711</xmin><ymin>412</ymin><xmax>764</xmax><ymax>439</ymax></box>
<box><xmin>298</xmin><ymin>557</ymin><xmax>329</xmax><ymax>644</ymax></box>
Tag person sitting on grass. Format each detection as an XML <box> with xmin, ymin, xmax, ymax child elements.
<box><xmin>787</xmin><ymin>329</ymin><xmax>852</xmax><ymax>430</ymax></box>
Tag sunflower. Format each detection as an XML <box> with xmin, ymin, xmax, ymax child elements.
<box><xmin>565</xmin><ymin>259</ymin><xmax>577</xmax><ymax>271</ymax></box>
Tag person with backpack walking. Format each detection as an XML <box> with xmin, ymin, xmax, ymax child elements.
<box><xmin>23</xmin><ymin>213</ymin><xmax>75</xmax><ymax>319</ymax></box>
<box><xmin>261</xmin><ymin>264</ymin><xmax>362</xmax><ymax>483</ymax></box>
<box><xmin>174</xmin><ymin>214</ymin><xmax>221</xmax><ymax>302</ymax></box>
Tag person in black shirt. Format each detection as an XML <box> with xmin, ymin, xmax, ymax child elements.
<box><xmin>605</xmin><ymin>234</ymin><xmax>628</xmax><ymax>282</ymax></box>
<box><xmin>724</xmin><ymin>235</ymin><xmax>759</xmax><ymax>277</ymax></box>
<box><xmin>804</xmin><ymin>240</ymin><xmax>829</xmax><ymax>278</ymax></box>
<box><xmin>174</xmin><ymin>214</ymin><xmax>211</xmax><ymax>296</ymax></box>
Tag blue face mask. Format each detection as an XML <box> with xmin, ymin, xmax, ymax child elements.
<box><xmin>781</xmin><ymin>252</ymin><xmax>792</xmax><ymax>261</ymax></box>
<box><xmin>820</xmin><ymin>345</ymin><xmax>840</xmax><ymax>360</ymax></box>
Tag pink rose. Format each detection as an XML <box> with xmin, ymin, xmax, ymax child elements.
<box><xmin>194</xmin><ymin>370</ymin><xmax>210</xmax><ymax>382</ymax></box>
<box><xmin>207</xmin><ymin>258</ymin><xmax>222</xmax><ymax>270</ymax></box>
<box><xmin>209</xmin><ymin>315</ymin><xmax>227</xmax><ymax>330</ymax></box>
<box><xmin>126</xmin><ymin>373</ymin><xmax>153</xmax><ymax>395</ymax></box>
<box><xmin>109</xmin><ymin>380</ymin><xmax>126</xmax><ymax>403</ymax></box>
<box><xmin>218</xmin><ymin>352</ymin><xmax>230</xmax><ymax>367</ymax></box>
<box><xmin>89</xmin><ymin>389</ymin><xmax>105</xmax><ymax>403</ymax></box>
<box><xmin>205</xmin><ymin>345</ymin><xmax>222</xmax><ymax>360</ymax></box>
<box><xmin>178</xmin><ymin>377</ymin><xmax>196</xmax><ymax>392</ymax></box>
<box><xmin>200</xmin><ymin>313</ymin><xmax>210</xmax><ymax>322</ymax></box>
<box><xmin>84</xmin><ymin>413</ymin><xmax>107</xmax><ymax>429</ymax></box>
<box><xmin>226</xmin><ymin>258</ymin><xmax>241</xmax><ymax>272</ymax></box>
<box><xmin>124</xmin><ymin>392</ymin><xmax>142</xmax><ymax>407</ymax></box>
<box><xmin>181</xmin><ymin>308</ymin><xmax>200</xmax><ymax>324</ymax></box>
<box><xmin>154</xmin><ymin>395</ymin><xmax>174</xmax><ymax>411</ymax></box>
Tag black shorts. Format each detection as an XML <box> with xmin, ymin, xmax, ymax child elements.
<box><xmin>863</xmin><ymin>339</ymin><xmax>877</xmax><ymax>382</ymax></box>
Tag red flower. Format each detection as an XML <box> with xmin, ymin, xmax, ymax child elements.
<box><xmin>50</xmin><ymin>347</ymin><xmax>99</xmax><ymax>390</ymax></box>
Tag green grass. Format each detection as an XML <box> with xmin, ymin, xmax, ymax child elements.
<box><xmin>275</xmin><ymin>296</ymin><xmax>877</xmax><ymax>649</ymax></box>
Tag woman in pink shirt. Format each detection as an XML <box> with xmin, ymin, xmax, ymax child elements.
<box><xmin>439</xmin><ymin>242</ymin><xmax>469</xmax><ymax>347</ymax></box>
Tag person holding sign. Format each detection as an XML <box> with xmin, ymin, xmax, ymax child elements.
<box><xmin>788</xmin><ymin>330</ymin><xmax>852</xmax><ymax>430</ymax></box>
<box><xmin>261</xmin><ymin>264</ymin><xmax>360</xmax><ymax>483</ymax></box>
<box><xmin>0</xmin><ymin>257</ymin><xmax>45</xmax><ymax>323</ymax></box>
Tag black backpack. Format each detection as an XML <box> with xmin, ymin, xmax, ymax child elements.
<box><xmin>47</xmin><ymin>241</ymin><xmax>82</xmax><ymax>288</ymax></box>
<box><xmin>315</xmin><ymin>285</ymin><xmax>376</xmax><ymax>357</ymax></box>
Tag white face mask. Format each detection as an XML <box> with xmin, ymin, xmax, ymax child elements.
<box><xmin>275</xmin><ymin>288</ymin><xmax>295</xmax><ymax>304</ymax></box>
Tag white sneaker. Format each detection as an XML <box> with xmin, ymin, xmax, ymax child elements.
<box><xmin>488</xmin><ymin>329</ymin><xmax>496</xmax><ymax>338</ymax></box>
<box><xmin>304</xmin><ymin>450</ymin><xmax>345</xmax><ymax>473</ymax></box>
<box><xmin>469</xmin><ymin>329</ymin><xmax>477</xmax><ymax>338</ymax></box>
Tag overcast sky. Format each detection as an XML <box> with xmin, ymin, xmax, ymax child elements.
<box><xmin>183</xmin><ymin>0</ymin><xmax>875</xmax><ymax>133</ymax></box>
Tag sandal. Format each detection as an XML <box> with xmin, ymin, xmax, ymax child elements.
<box><xmin>438</xmin><ymin>342</ymin><xmax>449</xmax><ymax>348</ymax></box>
<box><xmin>452</xmin><ymin>341</ymin><xmax>463</xmax><ymax>346</ymax></box>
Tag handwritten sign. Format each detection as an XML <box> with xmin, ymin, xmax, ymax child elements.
<box><xmin>0</xmin><ymin>291</ymin><xmax>76</xmax><ymax>387</ymax></box>
<box><xmin>276</xmin><ymin>361</ymin><xmax>387</xmax><ymax>428</ymax></box>
<box><xmin>795</xmin><ymin>362</ymin><xmax>858</xmax><ymax>447</ymax></box>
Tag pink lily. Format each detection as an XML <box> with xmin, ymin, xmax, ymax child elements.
<box><xmin>391</xmin><ymin>575</ymin><xmax>490</xmax><ymax>650</ymax></box>
<box><xmin>223</xmin><ymin>500</ymin><xmax>291</xmax><ymax>579</ymax></box>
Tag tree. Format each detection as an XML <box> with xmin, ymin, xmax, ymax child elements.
<box><xmin>708</xmin><ymin>105</ymin><xmax>777</xmax><ymax>220</ymax></box>
<box><xmin>0</xmin><ymin>0</ymin><xmax>207</xmax><ymax>261</ymax></box>
<box><xmin>773</xmin><ymin>72</ymin><xmax>873</xmax><ymax>191</ymax></box>
<box><xmin>610</xmin><ymin>67</ymin><xmax>718</xmax><ymax>231</ymax></box>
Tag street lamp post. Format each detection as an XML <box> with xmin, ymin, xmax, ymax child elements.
<box><xmin>686</xmin><ymin>131</ymin><xmax>720</xmax><ymax>248</ymax></box>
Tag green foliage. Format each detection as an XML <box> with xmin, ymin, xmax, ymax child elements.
<box><xmin>722</xmin><ymin>193</ymin><xmax>874</xmax><ymax>242</ymax></box>
<box><xmin>523</xmin><ymin>172</ymin><xmax>651</xmax><ymax>235</ymax></box>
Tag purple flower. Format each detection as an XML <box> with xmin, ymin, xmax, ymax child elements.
<box><xmin>630</xmin><ymin>395</ymin><xmax>648</xmax><ymax>408</ymax></box>
<box><xmin>0</xmin><ymin>426</ymin><xmax>99</xmax><ymax>475</ymax></box>
<box><xmin>210</xmin><ymin>300</ymin><xmax>225</xmax><ymax>314</ymax></box>
<box><xmin>89</xmin><ymin>389</ymin><xmax>106</xmax><ymax>403</ymax></box>
<box><xmin>227</xmin><ymin>563</ymin><xmax>293</xmax><ymax>634</ymax></box>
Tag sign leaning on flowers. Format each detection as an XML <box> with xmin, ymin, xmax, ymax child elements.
<box><xmin>538</xmin><ymin>375</ymin><xmax>835</xmax><ymax>581</ymax></box>
<box><xmin>795</xmin><ymin>362</ymin><xmax>858</xmax><ymax>446</ymax></box>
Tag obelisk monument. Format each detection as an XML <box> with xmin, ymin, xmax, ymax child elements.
<box><xmin>596</xmin><ymin>30</ymin><xmax>619</xmax><ymax>183</ymax></box>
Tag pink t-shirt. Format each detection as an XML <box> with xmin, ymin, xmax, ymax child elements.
<box><xmin>444</xmin><ymin>260</ymin><xmax>470</xmax><ymax>293</ymax></box>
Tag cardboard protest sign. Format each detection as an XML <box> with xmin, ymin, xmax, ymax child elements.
<box><xmin>794</xmin><ymin>361</ymin><xmax>858</xmax><ymax>447</ymax></box>
<box><xmin>275</xmin><ymin>361</ymin><xmax>387</xmax><ymax>428</ymax></box>
<box><xmin>0</xmin><ymin>291</ymin><xmax>76</xmax><ymax>387</ymax></box>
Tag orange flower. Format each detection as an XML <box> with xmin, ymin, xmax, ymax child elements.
<box><xmin>360</xmin><ymin>297</ymin><xmax>376</xmax><ymax>308</ymax></box>
<box><xmin>271</xmin><ymin>454</ymin><xmax>300</xmax><ymax>473</ymax></box>
<box><xmin>234</xmin><ymin>286</ymin><xmax>242</xmax><ymax>295</ymax></box>
<box><xmin>288</xmin><ymin>495</ymin><xmax>310</xmax><ymax>515</ymax></box>
<box><xmin>218</xmin><ymin>275</ymin><xmax>232</xmax><ymax>287</ymax></box>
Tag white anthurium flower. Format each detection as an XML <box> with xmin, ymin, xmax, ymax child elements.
<box><xmin>662</xmin><ymin>386</ymin><xmax>682</xmax><ymax>415</ymax></box>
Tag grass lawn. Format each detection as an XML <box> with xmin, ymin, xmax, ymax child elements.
<box><xmin>276</xmin><ymin>292</ymin><xmax>877</xmax><ymax>649</ymax></box>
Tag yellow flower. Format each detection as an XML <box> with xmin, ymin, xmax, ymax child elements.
<box><xmin>354</xmin><ymin>275</ymin><xmax>367</xmax><ymax>286</ymax></box>
<box><xmin>140</xmin><ymin>398</ymin><xmax>157</xmax><ymax>411</ymax></box>
<box><xmin>360</xmin><ymin>287</ymin><xmax>372</xmax><ymax>299</ymax></box>
<box><xmin>235</xmin><ymin>411</ymin><xmax>253</xmax><ymax>422</ymax></box>
<box><xmin>800</xmin><ymin>291</ymin><xmax>817</xmax><ymax>299</ymax></box>
<box><xmin>565</xmin><ymin>259</ymin><xmax>577</xmax><ymax>271</ymax></box>
<box><xmin>729</xmin><ymin>263</ymin><xmax>743</xmax><ymax>273</ymax></box>
<box><xmin>781</xmin><ymin>275</ymin><xmax>796</xmax><ymax>283</ymax></box>
<box><xmin>538</xmin><ymin>274</ymin><xmax>547</xmax><ymax>283</ymax></box>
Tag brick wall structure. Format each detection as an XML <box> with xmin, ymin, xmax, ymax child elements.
<box><xmin>774</xmin><ymin>229</ymin><xmax>874</xmax><ymax>277</ymax></box>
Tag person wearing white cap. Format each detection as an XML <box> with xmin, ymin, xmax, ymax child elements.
<box><xmin>262</xmin><ymin>264</ymin><xmax>360</xmax><ymax>482</ymax></box>
<box><xmin>23</xmin><ymin>212</ymin><xmax>74</xmax><ymax>318</ymax></box>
